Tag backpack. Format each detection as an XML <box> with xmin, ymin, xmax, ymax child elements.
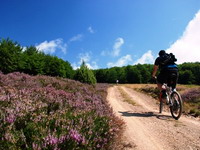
<box><xmin>160</xmin><ymin>53</ymin><xmax>177</xmax><ymax>66</ymax></box>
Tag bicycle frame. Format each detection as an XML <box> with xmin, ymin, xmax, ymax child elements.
<box><xmin>162</xmin><ymin>83</ymin><xmax>173</xmax><ymax>105</ymax></box>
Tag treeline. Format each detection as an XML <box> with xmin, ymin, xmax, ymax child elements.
<box><xmin>94</xmin><ymin>64</ymin><xmax>153</xmax><ymax>83</ymax></box>
<box><xmin>94</xmin><ymin>63</ymin><xmax>200</xmax><ymax>85</ymax></box>
<box><xmin>0</xmin><ymin>38</ymin><xmax>200</xmax><ymax>85</ymax></box>
<box><xmin>0</xmin><ymin>38</ymin><xmax>74</xmax><ymax>78</ymax></box>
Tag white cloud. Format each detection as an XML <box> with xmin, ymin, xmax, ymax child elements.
<box><xmin>112</xmin><ymin>38</ymin><xmax>124</xmax><ymax>56</ymax></box>
<box><xmin>69</xmin><ymin>34</ymin><xmax>83</xmax><ymax>42</ymax></box>
<box><xmin>78</xmin><ymin>52</ymin><xmax>91</xmax><ymax>64</ymax></box>
<box><xmin>134</xmin><ymin>50</ymin><xmax>154</xmax><ymax>64</ymax></box>
<box><xmin>36</xmin><ymin>38</ymin><xmax>67</xmax><ymax>54</ymax></box>
<box><xmin>71</xmin><ymin>63</ymin><xmax>79</xmax><ymax>70</ymax></box>
<box><xmin>107</xmin><ymin>54</ymin><xmax>133</xmax><ymax>68</ymax></box>
<box><xmin>88</xmin><ymin>26</ymin><xmax>95</xmax><ymax>34</ymax></box>
<box><xmin>166</xmin><ymin>10</ymin><xmax>200</xmax><ymax>64</ymax></box>
<box><xmin>72</xmin><ymin>52</ymin><xmax>99</xmax><ymax>70</ymax></box>
<box><xmin>101</xmin><ymin>37</ymin><xmax>124</xmax><ymax>57</ymax></box>
<box><xmin>86</xmin><ymin>61</ymin><xmax>98</xmax><ymax>69</ymax></box>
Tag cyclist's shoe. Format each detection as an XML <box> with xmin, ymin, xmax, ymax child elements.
<box><xmin>161</xmin><ymin>90</ymin><xmax>169</xmax><ymax>104</ymax></box>
<box><xmin>166</xmin><ymin>96</ymin><xmax>169</xmax><ymax>105</ymax></box>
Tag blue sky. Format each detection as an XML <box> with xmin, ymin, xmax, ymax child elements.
<box><xmin>0</xmin><ymin>0</ymin><xmax>200</xmax><ymax>69</ymax></box>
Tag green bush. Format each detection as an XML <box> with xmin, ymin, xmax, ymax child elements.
<box><xmin>74</xmin><ymin>61</ymin><xmax>97</xmax><ymax>85</ymax></box>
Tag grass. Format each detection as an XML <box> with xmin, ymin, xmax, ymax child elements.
<box><xmin>118</xmin><ymin>86</ymin><xmax>136</xmax><ymax>106</ymax></box>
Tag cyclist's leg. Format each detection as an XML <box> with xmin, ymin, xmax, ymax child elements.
<box><xmin>167</xmin><ymin>68</ymin><xmax>178</xmax><ymax>90</ymax></box>
<box><xmin>157</xmin><ymin>72</ymin><xmax>166</xmax><ymax>91</ymax></box>
<box><xmin>157</xmin><ymin>72</ymin><xmax>167</xmax><ymax>100</ymax></box>
<box><xmin>157</xmin><ymin>72</ymin><xmax>167</xmax><ymax>113</ymax></box>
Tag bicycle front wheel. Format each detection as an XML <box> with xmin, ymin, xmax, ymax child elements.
<box><xmin>170</xmin><ymin>91</ymin><xmax>183</xmax><ymax>120</ymax></box>
<box><xmin>159</xmin><ymin>100</ymin><xmax>163</xmax><ymax>113</ymax></box>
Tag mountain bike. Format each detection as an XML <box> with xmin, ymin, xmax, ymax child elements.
<box><xmin>157</xmin><ymin>78</ymin><xmax>183</xmax><ymax>120</ymax></box>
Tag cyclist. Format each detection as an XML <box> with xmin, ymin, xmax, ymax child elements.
<box><xmin>152</xmin><ymin>50</ymin><xmax>178</xmax><ymax>101</ymax></box>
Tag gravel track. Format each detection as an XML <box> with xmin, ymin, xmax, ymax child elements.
<box><xmin>107</xmin><ymin>85</ymin><xmax>200</xmax><ymax>150</ymax></box>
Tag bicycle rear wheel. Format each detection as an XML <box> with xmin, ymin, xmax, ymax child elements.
<box><xmin>170</xmin><ymin>91</ymin><xmax>182</xmax><ymax>120</ymax></box>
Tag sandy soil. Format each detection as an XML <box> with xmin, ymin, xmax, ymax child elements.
<box><xmin>107</xmin><ymin>85</ymin><xmax>200</xmax><ymax>150</ymax></box>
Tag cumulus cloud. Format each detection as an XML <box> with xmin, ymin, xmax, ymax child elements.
<box><xmin>72</xmin><ymin>52</ymin><xmax>98</xmax><ymax>70</ymax></box>
<box><xmin>69</xmin><ymin>34</ymin><xmax>83</xmax><ymax>42</ymax></box>
<box><xmin>166</xmin><ymin>10</ymin><xmax>200</xmax><ymax>64</ymax></box>
<box><xmin>101</xmin><ymin>37</ymin><xmax>124</xmax><ymax>57</ymax></box>
<box><xmin>36</xmin><ymin>38</ymin><xmax>67</xmax><ymax>54</ymax></box>
<box><xmin>107</xmin><ymin>55</ymin><xmax>133</xmax><ymax>68</ymax></box>
<box><xmin>112</xmin><ymin>38</ymin><xmax>124</xmax><ymax>56</ymax></box>
<box><xmin>86</xmin><ymin>61</ymin><xmax>98</xmax><ymax>69</ymax></box>
<box><xmin>88</xmin><ymin>26</ymin><xmax>95</xmax><ymax>34</ymax></box>
<box><xmin>134</xmin><ymin>50</ymin><xmax>154</xmax><ymax>64</ymax></box>
<box><xmin>78</xmin><ymin>52</ymin><xmax>91</xmax><ymax>64</ymax></box>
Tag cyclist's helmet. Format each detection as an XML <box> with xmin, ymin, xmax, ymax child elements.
<box><xmin>159</xmin><ymin>50</ymin><xmax>166</xmax><ymax>56</ymax></box>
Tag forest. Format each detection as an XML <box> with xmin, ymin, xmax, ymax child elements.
<box><xmin>0</xmin><ymin>38</ymin><xmax>200</xmax><ymax>85</ymax></box>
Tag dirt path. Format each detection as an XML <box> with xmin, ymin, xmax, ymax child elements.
<box><xmin>107</xmin><ymin>85</ymin><xmax>200</xmax><ymax>150</ymax></box>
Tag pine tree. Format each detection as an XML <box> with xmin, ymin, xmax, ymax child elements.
<box><xmin>74</xmin><ymin>61</ymin><xmax>97</xmax><ymax>84</ymax></box>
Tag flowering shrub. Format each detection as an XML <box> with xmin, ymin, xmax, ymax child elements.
<box><xmin>0</xmin><ymin>72</ymin><xmax>124</xmax><ymax>149</ymax></box>
<box><xmin>181</xmin><ymin>88</ymin><xmax>200</xmax><ymax>117</ymax></box>
<box><xmin>181</xmin><ymin>88</ymin><xmax>200</xmax><ymax>102</ymax></box>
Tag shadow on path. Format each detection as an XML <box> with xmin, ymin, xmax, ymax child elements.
<box><xmin>118</xmin><ymin>111</ymin><xmax>172</xmax><ymax>120</ymax></box>
<box><xmin>118</xmin><ymin>111</ymin><xmax>157</xmax><ymax>117</ymax></box>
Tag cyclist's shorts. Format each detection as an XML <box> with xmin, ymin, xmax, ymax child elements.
<box><xmin>157</xmin><ymin>68</ymin><xmax>178</xmax><ymax>89</ymax></box>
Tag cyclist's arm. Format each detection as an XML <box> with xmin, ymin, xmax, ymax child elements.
<box><xmin>152</xmin><ymin>65</ymin><xmax>159</xmax><ymax>78</ymax></box>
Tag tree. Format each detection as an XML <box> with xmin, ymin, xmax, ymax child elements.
<box><xmin>179</xmin><ymin>70</ymin><xmax>195</xmax><ymax>84</ymax></box>
<box><xmin>63</xmin><ymin>60</ymin><xmax>74</xmax><ymax>79</ymax></box>
<box><xmin>115</xmin><ymin>67</ymin><xmax>126</xmax><ymax>83</ymax></box>
<box><xmin>136</xmin><ymin>64</ymin><xmax>151</xmax><ymax>83</ymax></box>
<box><xmin>22</xmin><ymin>46</ymin><xmax>45</xmax><ymax>75</ymax></box>
<box><xmin>0</xmin><ymin>38</ymin><xmax>23</xmax><ymax>73</ymax></box>
<box><xmin>178</xmin><ymin>62</ymin><xmax>200</xmax><ymax>85</ymax></box>
<box><xmin>74</xmin><ymin>61</ymin><xmax>96</xmax><ymax>84</ymax></box>
<box><xmin>125</xmin><ymin>65</ymin><xmax>141</xmax><ymax>83</ymax></box>
<box><xmin>94</xmin><ymin>69</ymin><xmax>108</xmax><ymax>83</ymax></box>
<box><xmin>43</xmin><ymin>56</ymin><xmax>65</xmax><ymax>77</ymax></box>
<box><xmin>106</xmin><ymin>68</ymin><xmax>118</xmax><ymax>83</ymax></box>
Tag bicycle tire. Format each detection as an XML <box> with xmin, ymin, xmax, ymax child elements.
<box><xmin>159</xmin><ymin>100</ymin><xmax>163</xmax><ymax>113</ymax></box>
<box><xmin>170</xmin><ymin>91</ymin><xmax>183</xmax><ymax>120</ymax></box>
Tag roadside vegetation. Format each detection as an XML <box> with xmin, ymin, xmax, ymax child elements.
<box><xmin>118</xmin><ymin>87</ymin><xmax>136</xmax><ymax>106</ymax></box>
<box><xmin>125</xmin><ymin>84</ymin><xmax>200</xmax><ymax>117</ymax></box>
<box><xmin>0</xmin><ymin>72</ymin><xmax>124</xmax><ymax>149</ymax></box>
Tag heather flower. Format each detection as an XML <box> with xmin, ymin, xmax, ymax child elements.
<box><xmin>69</xmin><ymin>129</ymin><xmax>85</xmax><ymax>143</ymax></box>
<box><xmin>44</xmin><ymin>134</ymin><xmax>59</xmax><ymax>146</ymax></box>
<box><xmin>182</xmin><ymin>88</ymin><xmax>200</xmax><ymax>102</ymax></box>
<box><xmin>0</xmin><ymin>72</ymin><xmax>124</xmax><ymax>149</ymax></box>
<box><xmin>5</xmin><ymin>110</ymin><xmax>16</xmax><ymax>124</ymax></box>
<box><xmin>32</xmin><ymin>143</ymin><xmax>41</xmax><ymax>150</ymax></box>
<box><xmin>4</xmin><ymin>132</ymin><xmax>14</xmax><ymax>142</ymax></box>
<box><xmin>5</xmin><ymin>115</ymin><xmax>15</xmax><ymax>123</ymax></box>
<box><xmin>97</xmin><ymin>144</ymin><xmax>101</xmax><ymax>148</ymax></box>
<box><xmin>58</xmin><ymin>135</ymin><xmax>67</xmax><ymax>143</ymax></box>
